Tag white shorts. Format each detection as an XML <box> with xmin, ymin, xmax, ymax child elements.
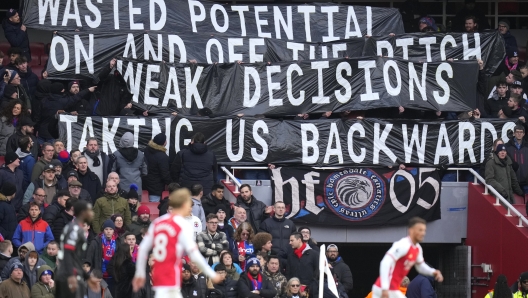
<box><xmin>155</xmin><ymin>287</ymin><xmax>183</xmax><ymax>298</ymax></box>
<box><xmin>371</xmin><ymin>285</ymin><xmax>406</xmax><ymax>298</ymax></box>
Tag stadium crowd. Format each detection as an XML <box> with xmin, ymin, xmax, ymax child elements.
<box><xmin>1</xmin><ymin>1</ymin><xmax>528</xmax><ymax>298</ymax></box>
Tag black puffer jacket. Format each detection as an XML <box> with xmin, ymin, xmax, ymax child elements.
<box><xmin>0</xmin><ymin>194</ymin><xmax>17</xmax><ymax>240</ymax></box>
<box><xmin>43</xmin><ymin>201</ymin><xmax>64</xmax><ymax>227</ymax></box>
<box><xmin>181</xmin><ymin>276</ymin><xmax>205</xmax><ymax>298</ymax></box>
<box><xmin>286</xmin><ymin>245</ymin><xmax>319</xmax><ymax>285</ymax></box>
<box><xmin>202</xmin><ymin>193</ymin><xmax>232</xmax><ymax>217</ymax></box>
<box><xmin>171</xmin><ymin>143</ymin><xmax>218</xmax><ymax>194</ymax></box>
<box><xmin>212</xmin><ymin>277</ymin><xmax>238</xmax><ymax>298</ymax></box>
<box><xmin>51</xmin><ymin>210</ymin><xmax>74</xmax><ymax>243</ymax></box>
<box><xmin>259</xmin><ymin>216</ymin><xmax>297</xmax><ymax>258</ymax></box>
<box><xmin>235</xmin><ymin>196</ymin><xmax>268</xmax><ymax>232</ymax></box>
<box><xmin>19</xmin><ymin>68</ymin><xmax>39</xmax><ymax>106</ymax></box>
<box><xmin>1</xmin><ymin>19</ymin><xmax>31</xmax><ymax>61</ymax></box>
<box><xmin>144</xmin><ymin>141</ymin><xmax>171</xmax><ymax>196</ymax></box>
<box><xmin>95</xmin><ymin>67</ymin><xmax>131</xmax><ymax>116</ymax></box>
<box><xmin>39</xmin><ymin>92</ymin><xmax>79</xmax><ymax>139</ymax></box>
<box><xmin>77</xmin><ymin>168</ymin><xmax>102</xmax><ymax>204</ymax></box>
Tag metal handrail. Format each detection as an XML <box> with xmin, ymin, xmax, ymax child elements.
<box><xmin>221</xmin><ymin>165</ymin><xmax>528</xmax><ymax>228</ymax></box>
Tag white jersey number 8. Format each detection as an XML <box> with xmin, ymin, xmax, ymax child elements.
<box><xmin>153</xmin><ymin>233</ymin><xmax>168</xmax><ymax>262</ymax></box>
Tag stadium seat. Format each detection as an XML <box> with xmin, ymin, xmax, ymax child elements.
<box><xmin>30</xmin><ymin>54</ymin><xmax>40</xmax><ymax>66</ymax></box>
<box><xmin>142</xmin><ymin>190</ymin><xmax>149</xmax><ymax>203</ymax></box>
<box><xmin>29</xmin><ymin>42</ymin><xmax>45</xmax><ymax>55</ymax></box>
<box><xmin>32</xmin><ymin>65</ymin><xmax>45</xmax><ymax>79</ymax></box>
<box><xmin>513</xmin><ymin>194</ymin><xmax>525</xmax><ymax>205</ymax></box>
<box><xmin>162</xmin><ymin>191</ymin><xmax>168</xmax><ymax>199</ymax></box>
<box><xmin>0</xmin><ymin>42</ymin><xmax>9</xmax><ymax>57</ymax></box>
<box><xmin>0</xmin><ymin>156</ymin><xmax>4</xmax><ymax>166</ymax></box>
<box><xmin>141</xmin><ymin>202</ymin><xmax>160</xmax><ymax>219</ymax></box>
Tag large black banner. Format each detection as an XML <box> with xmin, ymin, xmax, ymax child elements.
<box><xmin>270</xmin><ymin>167</ymin><xmax>441</xmax><ymax>226</ymax></box>
<box><xmin>56</xmin><ymin>57</ymin><xmax>477</xmax><ymax>115</ymax></box>
<box><xmin>46</xmin><ymin>31</ymin><xmax>503</xmax><ymax>78</ymax></box>
<box><xmin>59</xmin><ymin>115</ymin><xmax>516</xmax><ymax>167</ymax></box>
<box><xmin>22</xmin><ymin>0</ymin><xmax>403</xmax><ymax>41</ymax></box>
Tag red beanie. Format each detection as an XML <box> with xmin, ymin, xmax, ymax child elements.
<box><xmin>137</xmin><ymin>205</ymin><xmax>150</xmax><ymax>216</ymax></box>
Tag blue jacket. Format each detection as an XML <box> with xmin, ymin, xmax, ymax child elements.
<box><xmin>16</xmin><ymin>149</ymin><xmax>36</xmax><ymax>190</ymax></box>
<box><xmin>0</xmin><ymin>194</ymin><xmax>17</xmax><ymax>240</ymax></box>
<box><xmin>12</xmin><ymin>215</ymin><xmax>54</xmax><ymax>254</ymax></box>
<box><xmin>406</xmin><ymin>275</ymin><xmax>437</xmax><ymax>298</ymax></box>
<box><xmin>1</xmin><ymin>19</ymin><xmax>31</xmax><ymax>61</ymax></box>
<box><xmin>0</xmin><ymin>165</ymin><xmax>25</xmax><ymax>212</ymax></box>
<box><xmin>502</xmin><ymin>31</ymin><xmax>518</xmax><ymax>55</ymax></box>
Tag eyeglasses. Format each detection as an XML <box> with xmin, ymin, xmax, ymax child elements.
<box><xmin>19</xmin><ymin>250</ymin><xmax>28</xmax><ymax>255</ymax></box>
<box><xmin>115</xmin><ymin>219</ymin><xmax>123</xmax><ymax>222</ymax></box>
<box><xmin>327</xmin><ymin>250</ymin><xmax>338</xmax><ymax>253</ymax></box>
<box><xmin>35</xmin><ymin>194</ymin><xmax>47</xmax><ymax>198</ymax></box>
<box><xmin>291</xmin><ymin>284</ymin><xmax>300</xmax><ymax>287</ymax></box>
<box><xmin>208</xmin><ymin>222</ymin><xmax>219</xmax><ymax>225</ymax></box>
<box><xmin>241</xmin><ymin>232</ymin><xmax>249</xmax><ymax>236</ymax></box>
<box><xmin>522</xmin><ymin>280</ymin><xmax>528</xmax><ymax>284</ymax></box>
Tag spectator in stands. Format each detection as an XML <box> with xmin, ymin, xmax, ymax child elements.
<box><xmin>236</xmin><ymin>184</ymin><xmax>271</xmax><ymax>232</ymax></box>
<box><xmin>485</xmin><ymin>144</ymin><xmax>524</xmax><ymax>204</ymax></box>
<box><xmin>93</xmin><ymin>180</ymin><xmax>131</xmax><ymax>233</ymax></box>
<box><xmin>105</xmin><ymin>172</ymin><xmax>129</xmax><ymax>198</ymax></box>
<box><xmin>181</xmin><ymin>263</ymin><xmax>205</xmax><ymax>298</ymax></box>
<box><xmin>144</xmin><ymin>133</ymin><xmax>171</xmax><ymax>203</ymax></box>
<box><xmin>15</xmin><ymin>57</ymin><xmax>38</xmax><ymax>104</ymax></box>
<box><xmin>464</xmin><ymin>15</ymin><xmax>478</xmax><ymax>32</ymax></box>
<box><xmin>5</xmin><ymin>48</ymin><xmax>21</xmax><ymax>70</ymax></box>
<box><xmin>418</xmin><ymin>17</ymin><xmax>437</xmax><ymax>32</ymax></box>
<box><xmin>126</xmin><ymin>185</ymin><xmax>140</xmax><ymax>220</ymax></box>
<box><xmin>83</xmin><ymin>222</ymin><xmax>96</xmax><ymax>248</ymax></box>
<box><xmin>287</xmin><ymin>232</ymin><xmax>319</xmax><ymax>286</ymax></box>
<box><xmin>6</xmin><ymin>70</ymin><xmax>31</xmax><ymax>112</ymax></box>
<box><xmin>112</xmin><ymin>132</ymin><xmax>147</xmax><ymax>197</ymax></box>
<box><xmin>498</xmin><ymin>20</ymin><xmax>518</xmax><ymax>55</ymax></box>
<box><xmin>259</xmin><ymin>201</ymin><xmax>297</xmax><ymax>258</ymax></box>
<box><xmin>86</xmin><ymin>219</ymin><xmax>118</xmax><ymax>294</ymax></box>
<box><xmin>76</xmin><ymin>156</ymin><xmax>102</xmax><ymax>202</ymax></box>
<box><xmin>17</xmin><ymin>187</ymin><xmax>47</xmax><ymax>222</ymax></box>
<box><xmin>183</xmin><ymin>197</ymin><xmax>203</xmax><ymax>238</ymax></box>
<box><xmin>111</xmin><ymin>214</ymin><xmax>127</xmax><ymax>239</ymax></box>
<box><xmin>30</xmin><ymin>265</ymin><xmax>55</xmax><ymax>298</ymax></box>
<box><xmin>217</xmin><ymin>251</ymin><xmax>241</xmax><ymax>281</ymax></box>
<box><xmin>216</xmin><ymin>206</ymin><xmax>233</xmax><ymax>243</ymax></box>
<box><xmin>228</xmin><ymin>206</ymin><xmax>247</xmax><ymax>236</ymax></box>
<box><xmin>40</xmin><ymin>241</ymin><xmax>58</xmax><ymax>270</ymax></box>
<box><xmin>13</xmin><ymin>202</ymin><xmax>54</xmax><ymax>254</ymax></box>
<box><xmin>230</xmin><ymin>222</ymin><xmax>255</xmax><ymax>272</ymax></box>
<box><xmin>0</xmin><ymin>261</ymin><xmax>30</xmax><ymax>298</ymax></box>
<box><xmin>237</xmin><ymin>257</ymin><xmax>277</xmax><ymax>298</ymax></box>
<box><xmin>452</xmin><ymin>0</ymin><xmax>489</xmax><ymax>32</ymax></box>
<box><xmin>63</xmin><ymin>149</ymin><xmax>81</xmax><ymax>174</ymax></box>
<box><xmin>50</xmin><ymin>197</ymin><xmax>76</xmax><ymax>242</ymax></box>
<box><xmin>0</xmin><ymin>240</ymin><xmax>12</xmax><ymax>273</ymax></box>
<box><xmin>513</xmin><ymin>272</ymin><xmax>528</xmax><ymax>297</ymax></box>
<box><xmin>158</xmin><ymin>182</ymin><xmax>180</xmax><ymax>217</ymax></box>
<box><xmin>6</xmin><ymin>116</ymin><xmax>37</xmax><ymax>158</ymax></box>
<box><xmin>326</xmin><ymin>244</ymin><xmax>353</xmax><ymax>293</ymax></box>
<box><xmin>256</xmin><ymin>252</ymin><xmax>268</xmax><ymax>271</ymax></box>
<box><xmin>283</xmin><ymin>277</ymin><xmax>307</xmax><ymax>298</ymax></box>
<box><xmin>95</xmin><ymin>58</ymin><xmax>131</xmax><ymax>116</ymax></box>
<box><xmin>16</xmin><ymin>135</ymin><xmax>35</xmax><ymax>189</ymax></box>
<box><xmin>31</xmin><ymin>142</ymin><xmax>54</xmax><ymax>182</ymax></box>
<box><xmin>69</xmin><ymin>180</ymin><xmax>91</xmax><ymax>202</ymax></box>
<box><xmin>506</xmin><ymin>126</ymin><xmax>528</xmax><ymax>191</ymax></box>
<box><xmin>86</xmin><ymin>269</ymin><xmax>112</xmax><ymax>298</ymax></box>
<box><xmin>406</xmin><ymin>272</ymin><xmax>437</xmax><ymax>298</ymax></box>
<box><xmin>0</xmin><ymin>84</ymin><xmax>17</xmax><ymax>111</ymax></box>
<box><xmin>0</xmin><ymin>99</ymin><xmax>27</xmax><ymax>156</ymax></box>
<box><xmin>0</xmin><ymin>182</ymin><xmax>17</xmax><ymax>240</ymax></box>
<box><xmin>65</xmin><ymin>80</ymin><xmax>96</xmax><ymax>116</ymax></box>
<box><xmin>171</xmin><ymin>132</ymin><xmax>218</xmax><ymax>194</ymax></box>
<box><xmin>108</xmin><ymin>242</ymin><xmax>135</xmax><ymax>298</ymax></box>
<box><xmin>487</xmin><ymin>71</ymin><xmax>521</xmax><ymax>102</ymax></box>
<box><xmin>211</xmin><ymin>263</ymin><xmax>238</xmax><ymax>298</ymax></box>
<box><xmin>501</xmin><ymin>94</ymin><xmax>528</xmax><ymax>121</ymax></box>
<box><xmin>197</xmin><ymin>213</ymin><xmax>229</xmax><ymax>265</ymax></box>
<box><xmin>298</xmin><ymin>227</ymin><xmax>319</xmax><ymax>253</ymax></box>
<box><xmin>128</xmin><ymin>205</ymin><xmax>151</xmax><ymax>237</ymax></box>
<box><xmin>42</xmin><ymin>190</ymin><xmax>69</xmax><ymax>226</ymax></box>
<box><xmin>188</xmin><ymin>261</ymin><xmax>208</xmax><ymax>296</ymax></box>
<box><xmin>202</xmin><ymin>184</ymin><xmax>233</xmax><ymax>217</ymax></box>
<box><xmin>0</xmin><ymin>242</ymin><xmax>45</xmax><ymax>281</ymax></box>
<box><xmin>38</xmin><ymin>82</ymin><xmax>72</xmax><ymax>143</ymax></box>
<box><xmin>191</xmin><ymin>184</ymin><xmax>207</xmax><ymax>228</ymax></box>
<box><xmin>83</xmin><ymin>138</ymin><xmax>113</xmax><ymax>186</ymax></box>
<box><xmin>496</xmin><ymin>49</ymin><xmax>521</xmax><ymax>77</ymax></box>
<box><xmin>23</xmin><ymin>163</ymin><xmax>65</xmax><ymax>205</ymax></box>
<box><xmin>0</xmin><ymin>152</ymin><xmax>24</xmax><ymax>211</ymax></box>
<box><xmin>264</xmin><ymin>255</ymin><xmax>287</xmax><ymax>298</ymax></box>
<box><xmin>253</xmin><ymin>232</ymin><xmax>273</xmax><ymax>256</ymax></box>
<box><xmin>2</xmin><ymin>9</ymin><xmax>30</xmax><ymax>61</ymax></box>
<box><xmin>22</xmin><ymin>250</ymin><xmax>40</xmax><ymax>289</ymax></box>
<box><xmin>123</xmin><ymin>232</ymin><xmax>138</xmax><ymax>262</ymax></box>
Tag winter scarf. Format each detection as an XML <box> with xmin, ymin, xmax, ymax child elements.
<box><xmin>505</xmin><ymin>56</ymin><xmax>518</xmax><ymax>72</ymax></box>
<box><xmin>131</xmin><ymin>244</ymin><xmax>139</xmax><ymax>263</ymax></box>
<box><xmin>101</xmin><ymin>234</ymin><xmax>117</xmax><ymax>278</ymax></box>
<box><xmin>229</xmin><ymin>217</ymin><xmax>241</xmax><ymax>230</ymax></box>
<box><xmin>247</xmin><ymin>272</ymin><xmax>263</xmax><ymax>290</ymax></box>
<box><xmin>84</xmin><ymin>149</ymin><xmax>101</xmax><ymax>167</ymax></box>
<box><xmin>293</xmin><ymin>243</ymin><xmax>307</xmax><ymax>259</ymax></box>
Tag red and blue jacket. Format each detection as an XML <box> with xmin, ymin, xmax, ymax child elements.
<box><xmin>12</xmin><ymin>215</ymin><xmax>54</xmax><ymax>254</ymax></box>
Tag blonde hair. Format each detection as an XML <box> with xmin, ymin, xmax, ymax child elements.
<box><xmin>285</xmin><ymin>278</ymin><xmax>301</xmax><ymax>296</ymax></box>
<box><xmin>169</xmin><ymin>188</ymin><xmax>191</xmax><ymax>209</ymax></box>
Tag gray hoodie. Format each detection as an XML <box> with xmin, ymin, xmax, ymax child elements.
<box><xmin>22</xmin><ymin>249</ymin><xmax>39</xmax><ymax>289</ymax></box>
<box><xmin>1</xmin><ymin>242</ymin><xmax>46</xmax><ymax>281</ymax></box>
<box><xmin>111</xmin><ymin>132</ymin><xmax>147</xmax><ymax>197</ymax></box>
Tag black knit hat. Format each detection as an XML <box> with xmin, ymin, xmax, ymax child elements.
<box><xmin>153</xmin><ymin>133</ymin><xmax>166</xmax><ymax>146</ymax></box>
<box><xmin>127</xmin><ymin>184</ymin><xmax>139</xmax><ymax>200</ymax></box>
<box><xmin>3</xmin><ymin>85</ymin><xmax>17</xmax><ymax>98</ymax></box>
<box><xmin>0</xmin><ymin>182</ymin><xmax>16</xmax><ymax>196</ymax></box>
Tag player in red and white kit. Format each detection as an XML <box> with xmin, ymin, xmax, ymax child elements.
<box><xmin>132</xmin><ymin>188</ymin><xmax>221</xmax><ymax>297</ymax></box>
<box><xmin>372</xmin><ymin>217</ymin><xmax>444</xmax><ymax>298</ymax></box>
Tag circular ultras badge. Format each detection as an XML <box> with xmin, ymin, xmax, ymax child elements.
<box><xmin>323</xmin><ymin>168</ymin><xmax>386</xmax><ymax>221</ymax></box>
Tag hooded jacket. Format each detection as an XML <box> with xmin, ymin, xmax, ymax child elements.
<box><xmin>506</xmin><ymin>138</ymin><xmax>528</xmax><ymax>187</ymax></box>
<box><xmin>39</xmin><ymin>92</ymin><xmax>79</xmax><ymax>139</ymax></box>
<box><xmin>111</xmin><ymin>132</ymin><xmax>147</xmax><ymax>196</ymax></box>
<box><xmin>286</xmin><ymin>244</ymin><xmax>319</xmax><ymax>285</ymax></box>
<box><xmin>22</xmin><ymin>249</ymin><xmax>40</xmax><ymax>289</ymax></box>
<box><xmin>171</xmin><ymin>142</ymin><xmax>218</xmax><ymax>194</ymax></box>
<box><xmin>94</xmin><ymin>67</ymin><xmax>131</xmax><ymax>116</ymax></box>
<box><xmin>0</xmin><ymin>116</ymin><xmax>16</xmax><ymax>156</ymax></box>
<box><xmin>237</xmin><ymin>271</ymin><xmax>277</xmax><ymax>298</ymax></box>
<box><xmin>12</xmin><ymin>214</ymin><xmax>54</xmax><ymax>254</ymax></box>
<box><xmin>0</xmin><ymin>242</ymin><xmax>45</xmax><ymax>281</ymax></box>
<box><xmin>23</xmin><ymin>176</ymin><xmax>66</xmax><ymax>206</ymax></box>
<box><xmin>213</xmin><ymin>277</ymin><xmax>238</xmax><ymax>298</ymax></box>
<box><xmin>406</xmin><ymin>274</ymin><xmax>436</xmax><ymax>298</ymax></box>
<box><xmin>329</xmin><ymin>257</ymin><xmax>353</xmax><ymax>292</ymax></box>
<box><xmin>0</xmin><ymin>165</ymin><xmax>25</xmax><ymax>211</ymax></box>
<box><xmin>30</xmin><ymin>265</ymin><xmax>55</xmax><ymax>298</ymax></box>
<box><xmin>77</xmin><ymin>167</ymin><xmax>102</xmax><ymax>203</ymax></box>
<box><xmin>92</xmin><ymin>193</ymin><xmax>131</xmax><ymax>233</ymax></box>
<box><xmin>0</xmin><ymin>274</ymin><xmax>31</xmax><ymax>298</ymax></box>
<box><xmin>485</xmin><ymin>153</ymin><xmax>524</xmax><ymax>203</ymax></box>
<box><xmin>30</xmin><ymin>158</ymin><xmax>50</xmax><ymax>182</ymax></box>
<box><xmin>259</xmin><ymin>216</ymin><xmax>297</xmax><ymax>258</ymax></box>
<box><xmin>144</xmin><ymin>140</ymin><xmax>171</xmax><ymax>196</ymax></box>
<box><xmin>1</xmin><ymin>19</ymin><xmax>31</xmax><ymax>61</ymax></box>
<box><xmin>235</xmin><ymin>196</ymin><xmax>268</xmax><ymax>232</ymax></box>
<box><xmin>18</xmin><ymin>68</ymin><xmax>39</xmax><ymax>105</ymax></box>
<box><xmin>6</xmin><ymin>130</ymin><xmax>38</xmax><ymax>159</ymax></box>
<box><xmin>15</xmin><ymin>148</ymin><xmax>35</xmax><ymax>189</ymax></box>
<box><xmin>202</xmin><ymin>193</ymin><xmax>233</xmax><ymax>218</ymax></box>
<box><xmin>0</xmin><ymin>193</ymin><xmax>17</xmax><ymax>240</ymax></box>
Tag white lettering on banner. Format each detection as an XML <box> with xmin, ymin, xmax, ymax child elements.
<box><xmin>383</xmin><ymin>60</ymin><xmax>401</xmax><ymax>96</ymax></box>
<box><xmin>286</xmin><ymin>64</ymin><xmax>305</xmax><ymax>105</ymax></box>
<box><xmin>59</xmin><ymin>115</ymin><xmax>78</xmax><ymax>152</ymax></box>
<box><xmin>458</xmin><ymin>122</ymin><xmax>476</xmax><ymax>163</ymax></box>
<box><xmin>344</xmin><ymin>6</ymin><xmax>361</xmax><ymax>38</ymax></box>
<box><xmin>251</xmin><ymin>120</ymin><xmax>269</xmax><ymax>162</ymax></box>
<box><xmin>335</xmin><ymin>62</ymin><xmax>352</xmax><ymax>103</ymax></box>
<box><xmin>433</xmin><ymin>63</ymin><xmax>452</xmax><ymax>105</ymax></box>
<box><xmin>287</xmin><ymin>42</ymin><xmax>303</xmax><ymax>60</ymax></box>
<box><xmin>463</xmin><ymin>33</ymin><xmax>481</xmax><ymax>60</ymax></box>
<box><xmin>162</xmin><ymin>67</ymin><xmax>182</xmax><ymax>107</ymax></box>
<box><xmin>50</xmin><ymin>36</ymin><xmax>70</xmax><ymax>72</ymax></box>
<box><xmin>302</xmin><ymin>172</ymin><xmax>324</xmax><ymax>215</ymax></box>
<box><xmin>206</xmin><ymin>39</ymin><xmax>223</xmax><ymax>63</ymax></box>
<box><xmin>419</xmin><ymin>37</ymin><xmax>436</xmax><ymax>62</ymax></box>
<box><xmin>63</xmin><ymin>0</ymin><xmax>82</xmax><ymax>27</ymax></box>
<box><xmin>347</xmin><ymin>123</ymin><xmax>366</xmax><ymax>163</ymax></box>
<box><xmin>311</xmin><ymin>61</ymin><xmax>330</xmax><ymax>104</ymax></box>
<box><xmin>39</xmin><ymin>0</ymin><xmax>60</xmax><ymax>25</ymax></box>
<box><xmin>144</xmin><ymin>64</ymin><xmax>161</xmax><ymax>105</ymax></box>
<box><xmin>332</xmin><ymin>43</ymin><xmax>347</xmax><ymax>58</ymax></box>
<box><xmin>150</xmin><ymin>0</ymin><xmax>167</xmax><ymax>30</ymax></box>
<box><xmin>226</xmin><ymin>119</ymin><xmax>245</xmax><ymax>161</ymax></box>
<box><xmin>274</xmin><ymin>6</ymin><xmax>293</xmax><ymax>40</ymax></box>
<box><xmin>118</xmin><ymin>60</ymin><xmax>143</xmax><ymax>103</ymax></box>
<box><xmin>377</xmin><ymin>41</ymin><xmax>393</xmax><ymax>57</ymax></box>
<box><xmin>390</xmin><ymin>168</ymin><xmax>440</xmax><ymax>213</ymax></box>
<box><xmin>249</xmin><ymin>39</ymin><xmax>265</xmax><ymax>63</ymax></box>
<box><xmin>297</xmin><ymin>6</ymin><xmax>315</xmax><ymax>42</ymax></box>
<box><xmin>123</xmin><ymin>33</ymin><xmax>137</xmax><ymax>59</ymax></box>
<box><xmin>267</xmin><ymin>65</ymin><xmax>282</xmax><ymax>106</ymax></box>
<box><xmin>188</xmin><ymin>0</ymin><xmax>206</xmax><ymax>33</ymax></box>
<box><xmin>185</xmin><ymin>66</ymin><xmax>204</xmax><ymax>108</ymax></box>
<box><xmin>301</xmin><ymin>124</ymin><xmax>319</xmax><ymax>164</ymax></box>
<box><xmin>79</xmin><ymin>117</ymin><xmax>95</xmax><ymax>151</ymax></box>
<box><xmin>151</xmin><ymin>117</ymin><xmax>172</xmax><ymax>152</ymax></box>
<box><xmin>168</xmin><ymin>35</ymin><xmax>187</xmax><ymax>63</ymax></box>
<box><xmin>129</xmin><ymin>0</ymin><xmax>144</xmax><ymax>29</ymax></box>
<box><xmin>175</xmin><ymin>118</ymin><xmax>193</xmax><ymax>153</ymax></box>
<box><xmin>395</xmin><ymin>38</ymin><xmax>413</xmax><ymax>59</ymax></box>
<box><xmin>113</xmin><ymin>0</ymin><xmax>119</xmax><ymax>29</ymax></box>
<box><xmin>373</xmin><ymin>123</ymin><xmax>397</xmax><ymax>164</ymax></box>
<box><xmin>254</xmin><ymin>6</ymin><xmax>271</xmax><ymax>38</ymax></box>
<box><xmin>144</xmin><ymin>34</ymin><xmax>162</xmax><ymax>61</ymax></box>
<box><xmin>408</xmin><ymin>62</ymin><xmax>427</xmax><ymax>101</ymax></box>
<box><xmin>402</xmin><ymin>124</ymin><xmax>427</xmax><ymax>164</ymax></box>
<box><xmin>358</xmin><ymin>60</ymin><xmax>379</xmax><ymax>101</ymax></box>
<box><xmin>440</xmin><ymin>35</ymin><xmax>456</xmax><ymax>61</ymax></box>
<box><xmin>211</xmin><ymin>4</ymin><xmax>229</xmax><ymax>33</ymax></box>
<box><xmin>501</xmin><ymin>121</ymin><xmax>516</xmax><ymax>144</ymax></box>
<box><xmin>85</xmin><ymin>0</ymin><xmax>102</xmax><ymax>28</ymax></box>
<box><xmin>102</xmin><ymin>118</ymin><xmax>120</xmax><ymax>154</ymax></box>
<box><xmin>127</xmin><ymin>118</ymin><xmax>145</xmax><ymax>147</ymax></box>
<box><xmin>228</xmin><ymin>38</ymin><xmax>244</xmax><ymax>62</ymax></box>
<box><xmin>243</xmin><ymin>67</ymin><xmax>261</xmax><ymax>107</ymax></box>
<box><xmin>322</xmin><ymin>6</ymin><xmax>339</xmax><ymax>42</ymax></box>
<box><xmin>480</xmin><ymin>121</ymin><xmax>497</xmax><ymax>163</ymax></box>
<box><xmin>323</xmin><ymin>123</ymin><xmax>343</xmax><ymax>164</ymax></box>
<box><xmin>434</xmin><ymin>123</ymin><xmax>454</xmax><ymax>164</ymax></box>
<box><xmin>74</xmin><ymin>34</ymin><xmax>94</xmax><ymax>74</ymax></box>
<box><xmin>231</xmin><ymin>6</ymin><xmax>249</xmax><ymax>36</ymax></box>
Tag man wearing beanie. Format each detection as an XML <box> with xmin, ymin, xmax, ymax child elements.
<box><xmin>0</xmin><ymin>182</ymin><xmax>18</xmax><ymax>240</ymax></box>
<box><xmin>498</xmin><ymin>19</ymin><xmax>518</xmax><ymax>55</ymax></box>
<box><xmin>126</xmin><ymin>184</ymin><xmax>141</xmax><ymax>220</ymax></box>
<box><xmin>30</xmin><ymin>265</ymin><xmax>54</xmax><ymax>297</ymax></box>
<box><xmin>2</xmin><ymin>9</ymin><xmax>31</xmax><ymax>62</ymax></box>
<box><xmin>514</xmin><ymin>272</ymin><xmax>528</xmax><ymax>296</ymax></box>
<box><xmin>0</xmin><ymin>260</ymin><xmax>30</xmax><ymax>298</ymax></box>
<box><xmin>144</xmin><ymin>132</ymin><xmax>172</xmax><ymax>202</ymax></box>
<box><xmin>129</xmin><ymin>205</ymin><xmax>151</xmax><ymax>237</ymax></box>
<box><xmin>93</xmin><ymin>179</ymin><xmax>131</xmax><ymax>234</ymax></box>
<box><xmin>182</xmin><ymin>263</ymin><xmax>205</xmax><ymax>298</ymax></box>
<box><xmin>237</xmin><ymin>257</ymin><xmax>276</xmax><ymax>298</ymax></box>
<box><xmin>0</xmin><ymin>151</ymin><xmax>24</xmax><ymax>211</ymax></box>
<box><xmin>485</xmin><ymin>143</ymin><xmax>524</xmax><ymax>204</ymax></box>
<box><xmin>86</xmin><ymin>219</ymin><xmax>118</xmax><ymax>293</ymax></box>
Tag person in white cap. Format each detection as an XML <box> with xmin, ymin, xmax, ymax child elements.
<box><xmin>326</xmin><ymin>244</ymin><xmax>354</xmax><ymax>293</ymax></box>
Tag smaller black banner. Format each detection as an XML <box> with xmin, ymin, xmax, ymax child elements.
<box><xmin>271</xmin><ymin>167</ymin><xmax>441</xmax><ymax>226</ymax></box>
